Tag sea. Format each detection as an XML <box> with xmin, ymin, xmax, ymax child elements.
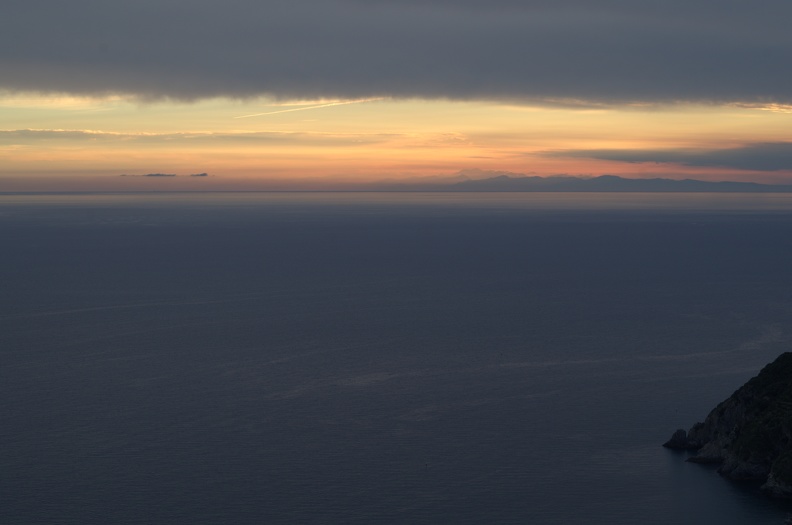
<box><xmin>2</xmin><ymin>192</ymin><xmax>792</xmax><ymax>524</ymax></box>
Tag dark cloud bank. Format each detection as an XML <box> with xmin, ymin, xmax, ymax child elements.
<box><xmin>550</xmin><ymin>142</ymin><xmax>792</xmax><ymax>171</ymax></box>
<box><xmin>2</xmin><ymin>0</ymin><xmax>792</xmax><ymax>104</ymax></box>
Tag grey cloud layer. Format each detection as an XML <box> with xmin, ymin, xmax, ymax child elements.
<box><xmin>2</xmin><ymin>0</ymin><xmax>791</xmax><ymax>103</ymax></box>
<box><xmin>550</xmin><ymin>143</ymin><xmax>792</xmax><ymax>171</ymax></box>
<box><xmin>0</xmin><ymin>129</ymin><xmax>392</xmax><ymax>146</ymax></box>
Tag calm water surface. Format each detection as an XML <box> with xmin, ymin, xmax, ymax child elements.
<box><xmin>2</xmin><ymin>192</ymin><xmax>792</xmax><ymax>524</ymax></box>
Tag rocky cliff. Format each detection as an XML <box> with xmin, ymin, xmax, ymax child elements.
<box><xmin>664</xmin><ymin>352</ymin><xmax>792</xmax><ymax>498</ymax></box>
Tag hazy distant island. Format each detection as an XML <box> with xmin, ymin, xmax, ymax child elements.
<box><xmin>371</xmin><ymin>170</ymin><xmax>792</xmax><ymax>192</ymax></box>
<box><xmin>664</xmin><ymin>353</ymin><xmax>792</xmax><ymax>498</ymax></box>
<box><xmin>393</xmin><ymin>171</ymin><xmax>792</xmax><ymax>192</ymax></box>
<box><xmin>108</xmin><ymin>169</ymin><xmax>792</xmax><ymax>192</ymax></box>
<box><xmin>120</xmin><ymin>172</ymin><xmax>209</xmax><ymax>178</ymax></box>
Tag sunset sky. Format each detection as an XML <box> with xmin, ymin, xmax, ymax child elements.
<box><xmin>2</xmin><ymin>0</ymin><xmax>792</xmax><ymax>190</ymax></box>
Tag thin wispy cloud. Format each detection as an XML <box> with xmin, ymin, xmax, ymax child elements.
<box><xmin>0</xmin><ymin>128</ymin><xmax>400</xmax><ymax>146</ymax></box>
<box><xmin>234</xmin><ymin>98</ymin><xmax>384</xmax><ymax>119</ymax></box>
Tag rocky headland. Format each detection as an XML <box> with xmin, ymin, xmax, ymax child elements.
<box><xmin>664</xmin><ymin>352</ymin><xmax>792</xmax><ymax>498</ymax></box>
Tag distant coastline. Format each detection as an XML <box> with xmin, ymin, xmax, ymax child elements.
<box><xmin>382</xmin><ymin>173</ymin><xmax>792</xmax><ymax>193</ymax></box>
<box><xmin>4</xmin><ymin>172</ymin><xmax>792</xmax><ymax>194</ymax></box>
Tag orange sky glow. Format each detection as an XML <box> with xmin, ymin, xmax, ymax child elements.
<box><xmin>2</xmin><ymin>94</ymin><xmax>792</xmax><ymax>191</ymax></box>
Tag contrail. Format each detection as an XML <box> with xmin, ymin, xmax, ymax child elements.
<box><xmin>234</xmin><ymin>98</ymin><xmax>384</xmax><ymax>119</ymax></box>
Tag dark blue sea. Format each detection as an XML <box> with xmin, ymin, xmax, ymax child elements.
<box><xmin>2</xmin><ymin>192</ymin><xmax>792</xmax><ymax>524</ymax></box>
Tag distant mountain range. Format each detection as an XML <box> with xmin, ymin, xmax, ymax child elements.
<box><xmin>382</xmin><ymin>172</ymin><xmax>792</xmax><ymax>192</ymax></box>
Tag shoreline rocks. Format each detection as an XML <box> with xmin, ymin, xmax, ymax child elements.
<box><xmin>664</xmin><ymin>352</ymin><xmax>792</xmax><ymax>498</ymax></box>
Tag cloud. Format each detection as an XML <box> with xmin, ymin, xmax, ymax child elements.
<box><xmin>234</xmin><ymin>98</ymin><xmax>383</xmax><ymax>118</ymax></box>
<box><xmin>120</xmin><ymin>172</ymin><xmax>211</xmax><ymax>177</ymax></box>
<box><xmin>0</xmin><ymin>129</ymin><xmax>394</xmax><ymax>146</ymax></box>
<box><xmin>1</xmin><ymin>0</ymin><xmax>792</xmax><ymax>104</ymax></box>
<box><xmin>547</xmin><ymin>142</ymin><xmax>792</xmax><ymax>171</ymax></box>
<box><xmin>0</xmin><ymin>129</ymin><xmax>122</xmax><ymax>141</ymax></box>
<box><xmin>120</xmin><ymin>173</ymin><xmax>177</xmax><ymax>177</ymax></box>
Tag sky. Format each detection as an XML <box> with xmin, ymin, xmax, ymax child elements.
<box><xmin>2</xmin><ymin>0</ymin><xmax>792</xmax><ymax>190</ymax></box>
